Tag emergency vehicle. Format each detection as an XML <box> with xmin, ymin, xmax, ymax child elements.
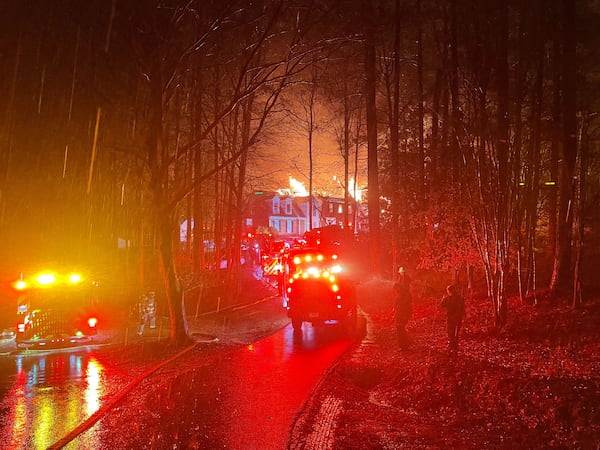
<box><xmin>12</xmin><ymin>270</ymin><xmax>99</xmax><ymax>349</ymax></box>
<box><xmin>284</xmin><ymin>248</ymin><xmax>357</xmax><ymax>333</ymax></box>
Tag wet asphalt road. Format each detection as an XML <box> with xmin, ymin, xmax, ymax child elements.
<box><xmin>0</xmin><ymin>302</ymin><xmax>356</xmax><ymax>449</ymax></box>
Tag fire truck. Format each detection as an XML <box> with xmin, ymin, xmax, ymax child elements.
<box><xmin>284</xmin><ymin>248</ymin><xmax>357</xmax><ymax>333</ymax></box>
<box><xmin>12</xmin><ymin>270</ymin><xmax>99</xmax><ymax>349</ymax></box>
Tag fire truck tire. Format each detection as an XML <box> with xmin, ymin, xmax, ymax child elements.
<box><xmin>291</xmin><ymin>317</ymin><xmax>303</xmax><ymax>332</ymax></box>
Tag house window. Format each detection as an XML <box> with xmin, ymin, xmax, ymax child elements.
<box><xmin>273</xmin><ymin>197</ymin><xmax>280</xmax><ymax>214</ymax></box>
<box><xmin>285</xmin><ymin>199</ymin><xmax>292</xmax><ymax>215</ymax></box>
<box><xmin>287</xmin><ymin>220</ymin><xmax>292</xmax><ymax>233</ymax></box>
<box><xmin>337</xmin><ymin>204</ymin><xmax>343</xmax><ymax>214</ymax></box>
<box><xmin>328</xmin><ymin>203</ymin><xmax>334</xmax><ymax>214</ymax></box>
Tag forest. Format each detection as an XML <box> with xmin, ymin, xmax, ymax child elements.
<box><xmin>0</xmin><ymin>0</ymin><xmax>598</xmax><ymax>343</ymax></box>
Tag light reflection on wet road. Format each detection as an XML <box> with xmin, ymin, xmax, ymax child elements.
<box><xmin>0</xmin><ymin>349</ymin><xmax>109</xmax><ymax>449</ymax></box>
<box><xmin>0</xmin><ymin>322</ymin><xmax>354</xmax><ymax>449</ymax></box>
<box><xmin>216</xmin><ymin>324</ymin><xmax>351</xmax><ymax>449</ymax></box>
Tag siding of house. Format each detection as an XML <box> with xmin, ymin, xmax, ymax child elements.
<box><xmin>244</xmin><ymin>191</ymin><xmax>365</xmax><ymax>237</ymax></box>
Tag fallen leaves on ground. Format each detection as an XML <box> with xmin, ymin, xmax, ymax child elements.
<box><xmin>301</xmin><ymin>279</ymin><xmax>600</xmax><ymax>450</ymax></box>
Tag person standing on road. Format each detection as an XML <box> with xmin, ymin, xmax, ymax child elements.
<box><xmin>393</xmin><ymin>267</ymin><xmax>412</xmax><ymax>350</ymax></box>
<box><xmin>439</xmin><ymin>284</ymin><xmax>465</xmax><ymax>355</ymax></box>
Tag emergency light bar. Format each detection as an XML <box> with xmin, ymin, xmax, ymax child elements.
<box><xmin>12</xmin><ymin>271</ymin><xmax>86</xmax><ymax>290</ymax></box>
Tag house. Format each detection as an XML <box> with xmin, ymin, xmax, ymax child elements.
<box><xmin>317</xmin><ymin>195</ymin><xmax>369</xmax><ymax>233</ymax></box>
<box><xmin>245</xmin><ymin>191</ymin><xmax>310</xmax><ymax>238</ymax></box>
<box><xmin>244</xmin><ymin>191</ymin><xmax>367</xmax><ymax>238</ymax></box>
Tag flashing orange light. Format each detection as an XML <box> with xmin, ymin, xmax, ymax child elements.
<box><xmin>332</xmin><ymin>254</ymin><xmax>338</xmax><ymax>260</ymax></box>
<box><xmin>317</xmin><ymin>254</ymin><xmax>324</xmax><ymax>261</ymax></box>
<box><xmin>88</xmin><ymin>317</ymin><xmax>98</xmax><ymax>328</ymax></box>
<box><xmin>305</xmin><ymin>255</ymin><xmax>312</xmax><ymax>262</ymax></box>
<box><xmin>14</xmin><ymin>280</ymin><xmax>27</xmax><ymax>290</ymax></box>
<box><xmin>331</xmin><ymin>264</ymin><xmax>342</xmax><ymax>274</ymax></box>
<box><xmin>332</xmin><ymin>284</ymin><xmax>339</xmax><ymax>292</ymax></box>
<box><xmin>293</xmin><ymin>256</ymin><xmax>301</xmax><ymax>265</ymax></box>
<box><xmin>36</xmin><ymin>273</ymin><xmax>56</xmax><ymax>285</ymax></box>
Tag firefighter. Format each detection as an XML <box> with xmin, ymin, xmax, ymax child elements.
<box><xmin>393</xmin><ymin>267</ymin><xmax>412</xmax><ymax>350</ymax></box>
<box><xmin>137</xmin><ymin>291</ymin><xmax>157</xmax><ymax>335</ymax></box>
<box><xmin>439</xmin><ymin>284</ymin><xmax>465</xmax><ymax>355</ymax></box>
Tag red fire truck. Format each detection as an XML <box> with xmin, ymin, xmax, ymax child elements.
<box><xmin>284</xmin><ymin>248</ymin><xmax>357</xmax><ymax>333</ymax></box>
<box><xmin>12</xmin><ymin>270</ymin><xmax>99</xmax><ymax>349</ymax></box>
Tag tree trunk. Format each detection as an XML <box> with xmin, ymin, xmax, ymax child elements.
<box><xmin>550</xmin><ymin>0</ymin><xmax>577</xmax><ymax>296</ymax></box>
<box><xmin>547</xmin><ymin>3</ymin><xmax>561</xmax><ymax>261</ymax></box>
<box><xmin>364</xmin><ymin>0</ymin><xmax>380</xmax><ymax>273</ymax></box>
<box><xmin>147</xmin><ymin>61</ymin><xmax>191</xmax><ymax>345</ymax></box>
<box><xmin>390</xmin><ymin>0</ymin><xmax>401</xmax><ymax>274</ymax></box>
<box><xmin>416</xmin><ymin>0</ymin><xmax>425</xmax><ymax>208</ymax></box>
<box><xmin>157</xmin><ymin>210</ymin><xmax>190</xmax><ymax>345</ymax></box>
<box><xmin>494</xmin><ymin>0</ymin><xmax>510</xmax><ymax>328</ymax></box>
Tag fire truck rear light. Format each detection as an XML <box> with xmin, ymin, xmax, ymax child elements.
<box><xmin>36</xmin><ymin>273</ymin><xmax>56</xmax><ymax>285</ymax></box>
<box><xmin>68</xmin><ymin>273</ymin><xmax>82</xmax><ymax>283</ymax></box>
<box><xmin>88</xmin><ymin>317</ymin><xmax>98</xmax><ymax>328</ymax></box>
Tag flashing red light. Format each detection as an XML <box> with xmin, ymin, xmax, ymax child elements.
<box><xmin>87</xmin><ymin>317</ymin><xmax>98</xmax><ymax>328</ymax></box>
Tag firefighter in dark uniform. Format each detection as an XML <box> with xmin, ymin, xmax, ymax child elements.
<box><xmin>440</xmin><ymin>284</ymin><xmax>465</xmax><ymax>355</ymax></box>
<box><xmin>393</xmin><ymin>267</ymin><xmax>412</xmax><ymax>350</ymax></box>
